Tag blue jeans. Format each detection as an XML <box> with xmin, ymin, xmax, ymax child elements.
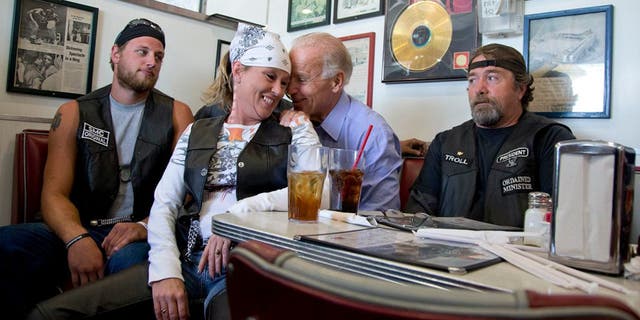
<box><xmin>0</xmin><ymin>222</ymin><xmax>149</xmax><ymax>319</ymax></box>
<box><xmin>182</xmin><ymin>250</ymin><xmax>227</xmax><ymax>313</ymax></box>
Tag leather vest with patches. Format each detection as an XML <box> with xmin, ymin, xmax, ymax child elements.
<box><xmin>439</xmin><ymin>112</ymin><xmax>564</xmax><ymax>227</ymax></box>
<box><xmin>72</xmin><ymin>85</ymin><xmax>174</xmax><ymax>224</ymax></box>
<box><xmin>182</xmin><ymin>114</ymin><xmax>292</xmax><ymax>217</ymax></box>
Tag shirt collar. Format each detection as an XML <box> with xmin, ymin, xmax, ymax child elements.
<box><xmin>318</xmin><ymin>92</ymin><xmax>349</xmax><ymax>142</ymax></box>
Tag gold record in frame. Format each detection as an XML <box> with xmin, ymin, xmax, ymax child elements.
<box><xmin>391</xmin><ymin>1</ymin><xmax>453</xmax><ymax>71</ymax></box>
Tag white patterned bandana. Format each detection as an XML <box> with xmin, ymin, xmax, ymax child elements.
<box><xmin>229</xmin><ymin>23</ymin><xmax>291</xmax><ymax>74</ymax></box>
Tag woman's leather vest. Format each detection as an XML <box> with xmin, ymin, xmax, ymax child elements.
<box><xmin>182</xmin><ymin>114</ymin><xmax>292</xmax><ymax>217</ymax></box>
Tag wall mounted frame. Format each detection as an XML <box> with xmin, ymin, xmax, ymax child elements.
<box><xmin>333</xmin><ymin>0</ymin><xmax>384</xmax><ymax>24</ymax></box>
<box><xmin>214</xmin><ymin>39</ymin><xmax>230</xmax><ymax>78</ymax></box>
<box><xmin>340</xmin><ymin>32</ymin><xmax>375</xmax><ymax>107</ymax></box>
<box><xmin>382</xmin><ymin>0</ymin><xmax>480</xmax><ymax>83</ymax></box>
<box><xmin>7</xmin><ymin>0</ymin><xmax>98</xmax><ymax>99</ymax></box>
<box><xmin>523</xmin><ymin>5</ymin><xmax>613</xmax><ymax>118</ymax></box>
<box><xmin>287</xmin><ymin>0</ymin><xmax>330</xmax><ymax>32</ymax></box>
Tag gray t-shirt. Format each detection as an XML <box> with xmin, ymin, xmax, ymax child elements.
<box><xmin>107</xmin><ymin>96</ymin><xmax>144</xmax><ymax>218</ymax></box>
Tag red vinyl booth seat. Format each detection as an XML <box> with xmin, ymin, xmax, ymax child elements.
<box><xmin>400</xmin><ymin>157</ymin><xmax>424</xmax><ymax>210</ymax></box>
<box><xmin>227</xmin><ymin>240</ymin><xmax>639</xmax><ymax>320</ymax></box>
<box><xmin>12</xmin><ymin>129</ymin><xmax>49</xmax><ymax>224</ymax></box>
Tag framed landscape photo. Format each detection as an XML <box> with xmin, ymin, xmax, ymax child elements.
<box><xmin>339</xmin><ymin>32</ymin><xmax>374</xmax><ymax>107</ymax></box>
<box><xmin>333</xmin><ymin>0</ymin><xmax>385</xmax><ymax>24</ymax></box>
<box><xmin>523</xmin><ymin>5</ymin><xmax>613</xmax><ymax>118</ymax></box>
<box><xmin>214</xmin><ymin>39</ymin><xmax>230</xmax><ymax>78</ymax></box>
<box><xmin>287</xmin><ymin>0</ymin><xmax>330</xmax><ymax>32</ymax></box>
<box><xmin>7</xmin><ymin>0</ymin><xmax>98</xmax><ymax>99</ymax></box>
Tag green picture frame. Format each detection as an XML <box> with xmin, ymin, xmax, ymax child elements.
<box><xmin>287</xmin><ymin>0</ymin><xmax>330</xmax><ymax>32</ymax></box>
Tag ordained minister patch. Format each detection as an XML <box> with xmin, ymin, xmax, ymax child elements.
<box><xmin>501</xmin><ymin>175</ymin><xmax>533</xmax><ymax>195</ymax></box>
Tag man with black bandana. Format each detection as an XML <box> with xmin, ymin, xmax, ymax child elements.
<box><xmin>0</xmin><ymin>18</ymin><xmax>193</xmax><ymax>318</ymax></box>
<box><xmin>405</xmin><ymin>43</ymin><xmax>575</xmax><ymax>228</ymax></box>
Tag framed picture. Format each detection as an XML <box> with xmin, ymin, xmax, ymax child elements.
<box><xmin>340</xmin><ymin>32</ymin><xmax>375</xmax><ymax>107</ymax></box>
<box><xmin>523</xmin><ymin>5</ymin><xmax>613</xmax><ymax>118</ymax></box>
<box><xmin>7</xmin><ymin>0</ymin><xmax>98</xmax><ymax>99</ymax></box>
<box><xmin>382</xmin><ymin>0</ymin><xmax>481</xmax><ymax>83</ymax></box>
<box><xmin>287</xmin><ymin>0</ymin><xmax>330</xmax><ymax>32</ymax></box>
<box><xmin>214</xmin><ymin>39</ymin><xmax>230</xmax><ymax>78</ymax></box>
<box><xmin>333</xmin><ymin>0</ymin><xmax>385</xmax><ymax>24</ymax></box>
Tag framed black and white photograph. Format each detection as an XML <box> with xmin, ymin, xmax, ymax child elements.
<box><xmin>7</xmin><ymin>0</ymin><xmax>98</xmax><ymax>99</ymax></box>
<box><xmin>523</xmin><ymin>5</ymin><xmax>613</xmax><ymax>118</ymax></box>
<box><xmin>287</xmin><ymin>0</ymin><xmax>330</xmax><ymax>32</ymax></box>
<box><xmin>333</xmin><ymin>0</ymin><xmax>385</xmax><ymax>24</ymax></box>
<box><xmin>339</xmin><ymin>32</ymin><xmax>375</xmax><ymax>107</ymax></box>
<box><xmin>214</xmin><ymin>39</ymin><xmax>230</xmax><ymax>78</ymax></box>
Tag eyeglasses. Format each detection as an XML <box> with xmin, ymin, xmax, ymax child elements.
<box><xmin>125</xmin><ymin>18</ymin><xmax>164</xmax><ymax>35</ymax></box>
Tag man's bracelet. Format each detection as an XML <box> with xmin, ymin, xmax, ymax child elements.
<box><xmin>136</xmin><ymin>221</ymin><xmax>148</xmax><ymax>231</ymax></box>
<box><xmin>65</xmin><ymin>232</ymin><xmax>91</xmax><ymax>250</ymax></box>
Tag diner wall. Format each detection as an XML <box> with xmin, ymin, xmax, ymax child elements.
<box><xmin>0</xmin><ymin>0</ymin><xmax>638</xmax><ymax>226</ymax></box>
<box><xmin>0</xmin><ymin>0</ymin><xmax>233</xmax><ymax>225</ymax></box>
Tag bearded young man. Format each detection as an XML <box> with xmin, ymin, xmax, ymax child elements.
<box><xmin>0</xmin><ymin>18</ymin><xmax>193</xmax><ymax>319</ymax></box>
<box><xmin>405</xmin><ymin>44</ymin><xmax>575</xmax><ymax>228</ymax></box>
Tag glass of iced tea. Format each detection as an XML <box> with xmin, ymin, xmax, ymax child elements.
<box><xmin>287</xmin><ymin>145</ymin><xmax>327</xmax><ymax>222</ymax></box>
<box><xmin>328</xmin><ymin>148</ymin><xmax>365</xmax><ymax>213</ymax></box>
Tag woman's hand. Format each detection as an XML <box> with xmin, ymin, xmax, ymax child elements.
<box><xmin>199</xmin><ymin>235</ymin><xmax>232</xmax><ymax>278</ymax></box>
<box><xmin>151</xmin><ymin>278</ymin><xmax>190</xmax><ymax>320</ymax></box>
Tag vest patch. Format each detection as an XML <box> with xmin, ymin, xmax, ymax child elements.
<box><xmin>81</xmin><ymin>122</ymin><xmax>110</xmax><ymax>147</ymax></box>
<box><xmin>501</xmin><ymin>175</ymin><xmax>533</xmax><ymax>195</ymax></box>
<box><xmin>496</xmin><ymin>147</ymin><xmax>529</xmax><ymax>168</ymax></box>
<box><xmin>444</xmin><ymin>153</ymin><xmax>470</xmax><ymax>166</ymax></box>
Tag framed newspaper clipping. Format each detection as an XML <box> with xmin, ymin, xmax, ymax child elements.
<box><xmin>7</xmin><ymin>0</ymin><xmax>98</xmax><ymax>99</ymax></box>
<box><xmin>523</xmin><ymin>5</ymin><xmax>613</xmax><ymax>118</ymax></box>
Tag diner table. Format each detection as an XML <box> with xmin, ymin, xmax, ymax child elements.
<box><xmin>212</xmin><ymin>211</ymin><xmax>640</xmax><ymax>314</ymax></box>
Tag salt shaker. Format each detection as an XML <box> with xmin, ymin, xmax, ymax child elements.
<box><xmin>524</xmin><ymin>191</ymin><xmax>551</xmax><ymax>247</ymax></box>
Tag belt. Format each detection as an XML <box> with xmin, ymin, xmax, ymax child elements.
<box><xmin>89</xmin><ymin>215</ymin><xmax>133</xmax><ymax>227</ymax></box>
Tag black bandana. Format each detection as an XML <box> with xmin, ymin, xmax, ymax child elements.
<box><xmin>115</xmin><ymin>18</ymin><xmax>165</xmax><ymax>48</ymax></box>
<box><xmin>468</xmin><ymin>59</ymin><xmax>525</xmax><ymax>75</ymax></box>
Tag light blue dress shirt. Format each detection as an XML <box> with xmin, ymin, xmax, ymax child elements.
<box><xmin>315</xmin><ymin>92</ymin><xmax>402</xmax><ymax>211</ymax></box>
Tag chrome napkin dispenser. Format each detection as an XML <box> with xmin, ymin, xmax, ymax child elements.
<box><xmin>550</xmin><ymin>140</ymin><xmax>635</xmax><ymax>274</ymax></box>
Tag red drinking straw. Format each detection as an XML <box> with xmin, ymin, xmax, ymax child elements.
<box><xmin>352</xmin><ymin>125</ymin><xmax>373</xmax><ymax>170</ymax></box>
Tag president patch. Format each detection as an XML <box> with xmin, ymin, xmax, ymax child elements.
<box><xmin>81</xmin><ymin>122</ymin><xmax>110</xmax><ymax>147</ymax></box>
<box><xmin>496</xmin><ymin>147</ymin><xmax>529</xmax><ymax>168</ymax></box>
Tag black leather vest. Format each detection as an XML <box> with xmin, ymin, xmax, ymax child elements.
<box><xmin>182</xmin><ymin>114</ymin><xmax>292</xmax><ymax>217</ymax></box>
<box><xmin>438</xmin><ymin>112</ymin><xmax>566</xmax><ymax>227</ymax></box>
<box><xmin>71</xmin><ymin>85</ymin><xmax>174</xmax><ymax>224</ymax></box>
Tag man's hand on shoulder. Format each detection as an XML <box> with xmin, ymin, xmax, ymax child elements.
<box><xmin>400</xmin><ymin>138</ymin><xmax>428</xmax><ymax>157</ymax></box>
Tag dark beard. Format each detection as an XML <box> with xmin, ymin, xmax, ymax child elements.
<box><xmin>116</xmin><ymin>66</ymin><xmax>157</xmax><ymax>93</ymax></box>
